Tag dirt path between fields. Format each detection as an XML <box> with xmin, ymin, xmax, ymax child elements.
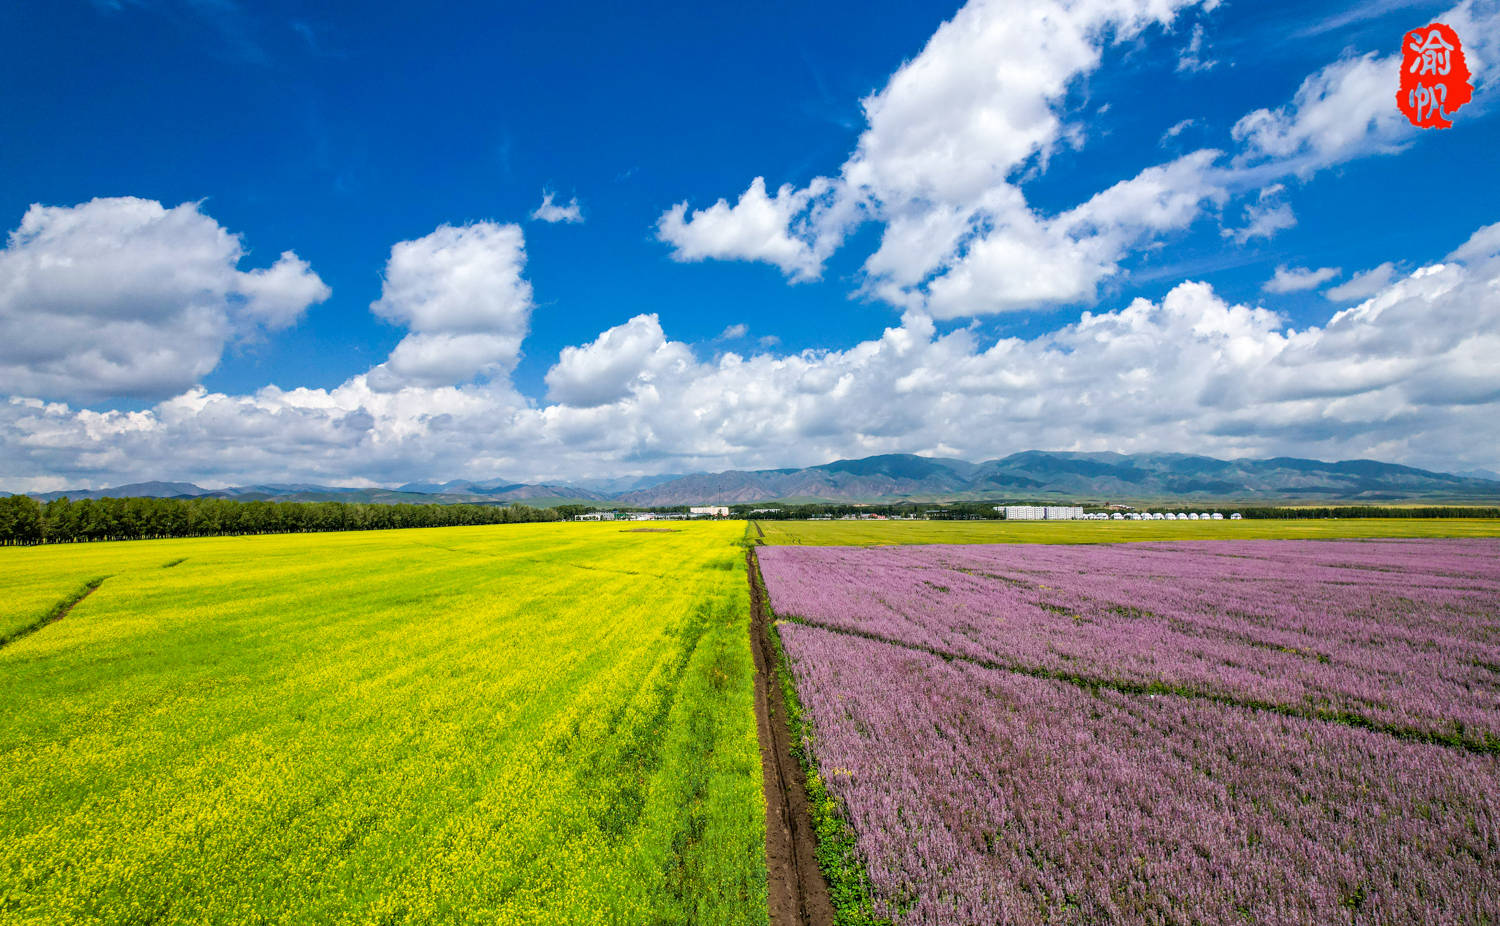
<box><xmin>747</xmin><ymin>549</ymin><xmax>834</xmax><ymax>926</ymax></box>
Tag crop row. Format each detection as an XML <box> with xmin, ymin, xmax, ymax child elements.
<box><xmin>778</xmin><ymin>621</ymin><xmax>1500</xmax><ymax>925</ymax></box>
<box><xmin>759</xmin><ymin>538</ymin><xmax>1500</xmax><ymax>747</ymax></box>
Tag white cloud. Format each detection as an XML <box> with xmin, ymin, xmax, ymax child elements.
<box><xmin>656</xmin><ymin>177</ymin><xmax>831</xmax><ymax>281</ymax></box>
<box><xmin>1439</xmin><ymin>0</ymin><xmax>1500</xmax><ymax>93</ymax></box>
<box><xmin>544</xmin><ymin>313</ymin><xmax>694</xmax><ymax>408</ymax></box>
<box><xmin>1446</xmin><ymin>220</ymin><xmax>1500</xmax><ymax>265</ymax></box>
<box><xmin>7</xmin><ymin>220</ymin><xmax>1500</xmax><ymax>490</ymax></box>
<box><xmin>1160</xmin><ymin>117</ymin><xmax>1196</xmax><ymax>144</ymax></box>
<box><xmin>0</xmin><ymin>197</ymin><xmax>328</xmax><ymax>403</ymax></box>
<box><xmin>923</xmin><ymin>149</ymin><xmax>1229</xmax><ymax>317</ymax></box>
<box><xmin>652</xmin><ymin>0</ymin><xmax>1495</xmax><ymax>320</ymax></box>
<box><xmin>530</xmin><ymin>190</ymin><xmax>583</xmax><ymax>224</ymax></box>
<box><xmin>366</xmin><ymin>222</ymin><xmax>532</xmax><ymax>390</ymax></box>
<box><xmin>1264</xmin><ymin>264</ymin><xmax>1341</xmax><ymax>293</ymax></box>
<box><xmin>1231</xmin><ymin>53</ymin><xmax>1411</xmax><ymax>172</ymax></box>
<box><xmin>1223</xmin><ymin>185</ymin><xmax>1295</xmax><ymax>244</ymax></box>
<box><xmin>1325</xmin><ymin>262</ymin><xmax>1397</xmax><ymax>301</ymax></box>
<box><xmin>1217</xmin><ymin>0</ymin><xmax>1497</xmax><ymax>232</ymax></box>
<box><xmin>718</xmin><ymin>323</ymin><xmax>749</xmax><ymax>340</ymax></box>
<box><xmin>1176</xmin><ymin>22</ymin><xmax>1216</xmax><ymax>73</ymax></box>
<box><xmin>657</xmin><ymin>0</ymin><xmax>1214</xmax><ymax>313</ymax></box>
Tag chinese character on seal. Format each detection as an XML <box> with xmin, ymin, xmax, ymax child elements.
<box><xmin>1397</xmin><ymin>23</ymin><xmax>1472</xmax><ymax>128</ymax></box>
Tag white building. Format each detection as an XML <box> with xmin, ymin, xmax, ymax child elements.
<box><xmin>689</xmin><ymin>506</ymin><xmax>730</xmax><ymax>517</ymax></box>
<box><xmin>997</xmin><ymin>505</ymin><xmax>1084</xmax><ymax>520</ymax></box>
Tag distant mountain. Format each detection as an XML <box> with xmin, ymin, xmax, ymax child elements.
<box><xmin>1456</xmin><ymin>468</ymin><xmax>1500</xmax><ymax>483</ymax></box>
<box><xmin>616</xmin><ymin>451</ymin><xmax>1500</xmax><ymax>505</ymax></box>
<box><xmin>396</xmin><ymin>479</ymin><xmax>609</xmax><ymax>501</ymax></box>
<box><xmin>33</xmin><ymin>481</ymin><xmax>213</xmax><ymax>501</ymax></box>
<box><xmin>18</xmin><ymin>451</ymin><xmax>1500</xmax><ymax>506</ymax></box>
<box><xmin>567</xmin><ymin>472</ymin><xmax>689</xmax><ymax>494</ymax></box>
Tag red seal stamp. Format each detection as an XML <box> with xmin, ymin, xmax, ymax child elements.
<box><xmin>1398</xmin><ymin>23</ymin><xmax>1472</xmax><ymax>128</ymax></box>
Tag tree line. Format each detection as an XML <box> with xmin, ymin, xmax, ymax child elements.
<box><xmin>1235</xmin><ymin>505</ymin><xmax>1500</xmax><ymax>519</ymax></box>
<box><xmin>0</xmin><ymin>495</ymin><xmax>560</xmax><ymax>545</ymax></box>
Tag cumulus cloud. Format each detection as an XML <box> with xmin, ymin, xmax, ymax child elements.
<box><xmin>658</xmin><ymin>0</ymin><xmax>1219</xmax><ymax>313</ymax></box>
<box><xmin>530</xmin><ymin>190</ymin><xmax>583</xmax><ymax>224</ymax></box>
<box><xmin>1325</xmin><ymin>262</ymin><xmax>1398</xmax><ymax>301</ymax></box>
<box><xmin>7</xmin><ymin>219</ymin><xmax>1500</xmax><ymax>490</ymax></box>
<box><xmin>544</xmin><ymin>313</ymin><xmax>694</xmax><ymax>408</ymax></box>
<box><xmin>657</xmin><ymin>177</ymin><xmax>832</xmax><ymax>281</ymax></box>
<box><xmin>652</xmin><ymin>0</ymin><xmax>1497</xmax><ymax>318</ymax></box>
<box><xmin>1264</xmin><ymin>265</ymin><xmax>1341</xmax><ymax>293</ymax></box>
<box><xmin>366</xmin><ymin>222</ymin><xmax>532</xmax><ymax>391</ymax></box>
<box><xmin>0</xmin><ymin>197</ymin><xmax>329</xmax><ymax>403</ymax></box>
<box><xmin>718</xmin><ymin>323</ymin><xmax>749</xmax><ymax>340</ymax></box>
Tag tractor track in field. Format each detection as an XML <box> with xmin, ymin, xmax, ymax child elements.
<box><xmin>747</xmin><ymin>548</ymin><xmax>834</xmax><ymax>926</ymax></box>
<box><xmin>0</xmin><ymin>575</ymin><xmax>109</xmax><ymax>649</ymax></box>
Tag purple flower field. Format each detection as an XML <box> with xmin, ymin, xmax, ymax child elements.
<box><xmin>761</xmin><ymin>538</ymin><xmax>1500</xmax><ymax>747</ymax></box>
<box><xmin>761</xmin><ymin>539</ymin><xmax>1500</xmax><ymax>924</ymax></box>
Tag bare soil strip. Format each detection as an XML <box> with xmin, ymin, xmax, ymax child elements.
<box><xmin>747</xmin><ymin>549</ymin><xmax>835</xmax><ymax>926</ymax></box>
<box><xmin>0</xmin><ymin>575</ymin><xmax>108</xmax><ymax>649</ymax></box>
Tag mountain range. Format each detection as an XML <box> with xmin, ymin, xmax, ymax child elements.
<box><xmin>15</xmin><ymin>451</ymin><xmax>1500</xmax><ymax>506</ymax></box>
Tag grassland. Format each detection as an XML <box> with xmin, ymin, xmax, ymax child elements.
<box><xmin>0</xmin><ymin>522</ymin><xmax>765</xmax><ymax>925</ymax></box>
<box><xmin>755</xmin><ymin>517</ymin><xmax>1500</xmax><ymax>546</ymax></box>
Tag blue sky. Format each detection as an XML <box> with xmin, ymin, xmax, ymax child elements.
<box><xmin>1</xmin><ymin>0</ymin><xmax>1498</xmax><ymax>489</ymax></box>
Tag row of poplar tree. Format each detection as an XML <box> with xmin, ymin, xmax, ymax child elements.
<box><xmin>0</xmin><ymin>494</ymin><xmax>560</xmax><ymax>545</ymax></box>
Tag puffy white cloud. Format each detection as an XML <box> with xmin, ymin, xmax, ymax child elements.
<box><xmin>1325</xmin><ymin>262</ymin><xmax>1398</xmax><ymax>302</ymax></box>
<box><xmin>544</xmin><ymin>313</ymin><xmax>694</xmax><ymax>407</ymax></box>
<box><xmin>530</xmin><ymin>190</ymin><xmax>583</xmax><ymax>224</ymax></box>
<box><xmin>366</xmin><ymin>222</ymin><xmax>532</xmax><ymax>390</ymax></box>
<box><xmin>0</xmin><ymin>197</ymin><xmax>328</xmax><ymax>402</ymax></box>
<box><xmin>235</xmin><ymin>251</ymin><xmax>332</xmax><ymax>328</ymax></box>
<box><xmin>7</xmin><ymin>220</ymin><xmax>1500</xmax><ymax>490</ymax></box>
<box><xmin>657</xmin><ymin>177</ymin><xmax>832</xmax><ymax>281</ymax></box>
<box><xmin>923</xmin><ymin>150</ymin><xmax>1229</xmax><ymax>317</ymax></box>
<box><xmin>657</xmin><ymin>0</ymin><xmax>1215</xmax><ymax>313</ymax></box>
<box><xmin>1263</xmin><ymin>264</ymin><xmax>1340</xmax><ymax>293</ymax></box>
<box><xmin>718</xmin><ymin>323</ymin><xmax>749</xmax><ymax>340</ymax></box>
<box><xmin>653</xmin><ymin>0</ymin><xmax>1494</xmax><ymax>317</ymax></box>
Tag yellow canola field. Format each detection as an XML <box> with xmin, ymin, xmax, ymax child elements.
<box><xmin>0</xmin><ymin>521</ymin><xmax>765</xmax><ymax>925</ymax></box>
